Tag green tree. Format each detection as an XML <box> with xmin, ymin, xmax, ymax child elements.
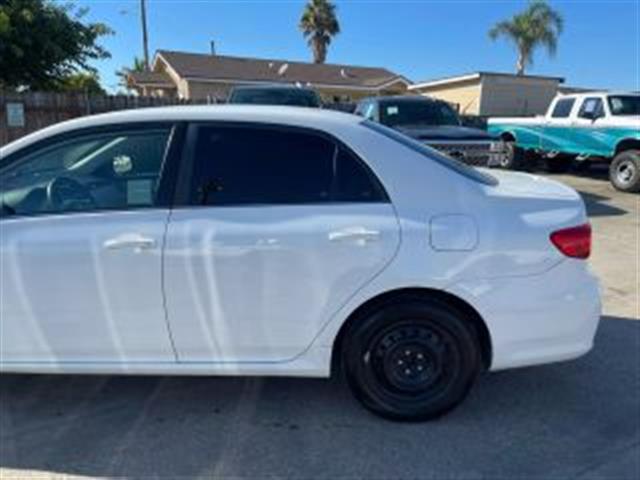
<box><xmin>0</xmin><ymin>0</ymin><xmax>112</xmax><ymax>90</ymax></box>
<box><xmin>299</xmin><ymin>0</ymin><xmax>340</xmax><ymax>64</ymax></box>
<box><xmin>489</xmin><ymin>0</ymin><xmax>563</xmax><ymax>75</ymax></box>
<box><xmin>58</xmin><ymin>72</ymin><xmax>106</xmax><ymax>94</ymax></box>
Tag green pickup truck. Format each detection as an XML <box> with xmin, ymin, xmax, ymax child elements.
<box><xmin>488</xmin><ymin>92</ymin><xmax>640</xmax><ymax>192</ymax></box>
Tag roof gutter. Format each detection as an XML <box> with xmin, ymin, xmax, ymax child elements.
<box><xmin>180</xmin><ymin>76</ymin><xmax>411</xmax><ymax>92</ymax></box>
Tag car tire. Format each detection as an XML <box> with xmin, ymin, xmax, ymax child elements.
<box><xmin>342</xmin><ymin>296</ymin><xmax>481</xmax><ymax>422</ymax></box>
<box><xmin>610</xmin><ymin>150</ymin><xmax>640</xmax><ymax>193</ymax></box>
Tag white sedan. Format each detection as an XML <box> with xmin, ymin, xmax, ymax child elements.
<box><xmin>0</xmin><ymin>106</ymin><xmax>601</xmax><ymax>421</ymax></box>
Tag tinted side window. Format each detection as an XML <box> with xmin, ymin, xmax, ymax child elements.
<box><xmin>191</xmin><ymin>126</ymin><xmax>333</xmax><ymax>205</ymax></box>
<box><xmin>578</xmin><ymin>98</ymin><xmax>603</xmax><ymax>119</ymax></box>
<box><xmin>189</xmin><ymin>125</ymin><xmax>388</xmax><ymax>206</ymax></box>
<box><xmin>334</xmin><ymin>147</ymin><xmax>387</xmax><ymax>203</ymax></box>
<box><xmin>551</xmin><ymin>98</ymin><xmax>576</xmax><ymax>118</ymax></box>
<box><xmin>0</xmin><ymin>128</ymin><xmax>171</xmax><ymax>217</ymax></box>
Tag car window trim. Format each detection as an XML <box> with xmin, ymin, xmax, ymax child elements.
<box><xmin>173</xmin><ymin>121</ymin><xmax>390</xmax><ymax>209</ymax></box>
<box><xmin>0</xmin><ymin>122</ymin><xmax>186</xmax><ymax>221</ymax></box>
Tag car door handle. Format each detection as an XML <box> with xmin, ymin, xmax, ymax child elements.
<box><xmin>103</xmin><ymin>233</ymin><xmax>156</xmax><ymax>251</ymax></box>
<box><xmin>329</xmin><ymin>227</ymin><xmax>381</xmax><ymax>243</ymax></box>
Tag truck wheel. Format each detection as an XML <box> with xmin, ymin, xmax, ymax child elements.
<box><xmin>610</xmin><ymin>150</ymin><xmax>640</xmax><ymax>193</ymax></box>
<box><xmin>500</xmin><ymin>142</ymin><xmax>523</xmax><ymax>170</ymax></box>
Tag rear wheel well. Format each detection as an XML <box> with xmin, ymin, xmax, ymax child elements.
<box><xmin>331</xmin><ymin>288</ymin><xmax>492</xmax><ymax>375</ymax></box>
<box><xmin>500</xmin><ymin>132</ymin><xmax>516</xmax><ymax>143</ymax></box>
<box><xmin>615</xmin><ymin>139</ymin><xmax>640</xmax><ymax>156</ymax></box>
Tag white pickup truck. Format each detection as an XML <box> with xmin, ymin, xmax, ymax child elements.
<box><xmin>488</xmin><ymin>92</ymin><xmax>640</xmax><ymax>192</ymax></box>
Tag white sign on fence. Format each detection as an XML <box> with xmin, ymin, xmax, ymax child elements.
<box><xmin>6</xmin><ymin>102</ymin><xmax>25</xmax><ymax>127</ymax></box>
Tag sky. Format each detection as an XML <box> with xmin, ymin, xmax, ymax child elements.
<box><xmin>74</xmin><ymin>0</ymin><xmax>640</xmax><ymax>93</ymax></box>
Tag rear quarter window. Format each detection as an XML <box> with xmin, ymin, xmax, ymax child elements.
<box><xmin>363</xmin><ymin>120</ymin><xmax>498</xmax><ymax>186</ymax></box>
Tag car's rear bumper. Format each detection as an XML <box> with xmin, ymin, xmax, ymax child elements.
<box><xmin>448</xmin><ymin>260</ymin><xmax>601</xmax><ymax>371</ymax></box>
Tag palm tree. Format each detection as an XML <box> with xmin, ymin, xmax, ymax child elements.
<box><xmin>299</xmin><ymin>0</ymin><xmax>340</xmax><ymax>64</ymax></box>
<box><xmin>489</xmin><ymin>0</ymin><xmax>563</xmax><ymax>75</ymax></box>
<box><xmin>116</xmin><ymin>56</ymin><xmax>148</xmax><ymax>90</ymax></box>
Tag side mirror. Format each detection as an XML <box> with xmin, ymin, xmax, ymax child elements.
<box><xmin>582</xmin><ymin>104</ymin><xmax>604</xmax><ymax>121</ymax></box>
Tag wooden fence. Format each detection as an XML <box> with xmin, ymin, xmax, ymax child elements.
<box><xmin>0</xmin><ymin>91</ymin><xmax>200</xmax><ymax>146</ymax></box>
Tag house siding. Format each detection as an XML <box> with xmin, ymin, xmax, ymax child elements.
<box><xmin>479</xmin><ymin>75</ymin><xmax>561</xmax><ymax>117</ymax></box>
<box><xmin>186</xmin><ymin>81</ymin><xmax>234</xmax><ymax>101</ymax></box>
<box><xmin>411</xmin><ymin>74</ymin><xmax>563</xmax><ymax>117</ymax></box>
<box><xmin>413</xmin><ymin>80</ymin><xmax>482</xmax><ymax>115</ymax></box>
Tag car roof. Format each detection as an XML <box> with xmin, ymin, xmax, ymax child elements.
<box><xmin>0</xmin><ymin>105</ymin><xmax>361</xmax><ymax>157</ymax></box>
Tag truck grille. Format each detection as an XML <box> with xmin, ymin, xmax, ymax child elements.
<box><xmin>429</xmin><ymin>142</ymin><xmax>498</xmax><ymax>167</ymax></box>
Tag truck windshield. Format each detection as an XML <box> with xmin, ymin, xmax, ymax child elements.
<box><xmin>379</xmin><ymin>101</ymin><xmax>461</xmax><ymax>128</ymax></box>
<box><xmin>607</xmin><ymin>96</ymin><xmax>640</xmax><ymax>116</ymax></box>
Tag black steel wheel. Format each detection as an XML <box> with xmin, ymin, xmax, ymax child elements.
<box><xmin>342</xmin><ymin>297</ymin><xmax>481</xmax><ymax>421</ymax></box>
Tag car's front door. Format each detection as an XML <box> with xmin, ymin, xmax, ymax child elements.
<box><xmin>164</xmin><ymin>123</ymin><xmax>400</xmax><ymax>362</ymax></box>
<box><xmin>0</xmin><ymin>125</ymin><xmax>180</xmax><ymax>364</ymax></box>
<box><xmin>571</xmin><ymin>96</ymin><xmax>611</xmax><ymax>156</ymax></box>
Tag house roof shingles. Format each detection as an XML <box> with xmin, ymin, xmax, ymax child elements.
<box><xmin>154</xmin><ymin>50</ymin><xmax>408</xmax><ymax>89</ymax></box>
<box><xmin>126</xmin><ymin>70</ymin><xmax>174</xmax><ymax>87</ymax></box>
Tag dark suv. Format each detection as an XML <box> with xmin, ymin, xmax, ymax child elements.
<box><xmin>227</xmin><ymin>85</ymin><xmax>322</xmax><ymax>108</ymax></box>
<box><xmin>355</xmin><ymin>96</ymin><xmax>507</xmax><ymax>166</ymax></box>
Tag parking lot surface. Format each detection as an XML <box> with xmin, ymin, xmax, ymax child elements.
<box><xmin>0</xmin><ymin>167</ymin><xmax>638</xmax><ymax>480</ymax></box>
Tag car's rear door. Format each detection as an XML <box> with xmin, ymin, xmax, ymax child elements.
<box><xmin>163</xmin><ymin>123</ymin><xmax>400</xmax><ymax>362</ymax></box>
<box><xmin>0</xmin><ymin>124</ymin><xmax>182</xmax><ymax>364</ymax></box>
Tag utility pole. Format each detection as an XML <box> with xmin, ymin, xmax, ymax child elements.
<box><xmin>140</xmin><ymin>0</ymin><xmax>150</xmax><ymax>71</ymax></box>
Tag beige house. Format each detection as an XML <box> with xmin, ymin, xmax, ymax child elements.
<box><xmin>409</xmin><ymin>72</ymin><xmax>565</xmax><ymax>117</ymax></box>
<box><xmin>127</xmin><ymin>50</ymin><xmax>411</xmax><ymax>102</ymax></box>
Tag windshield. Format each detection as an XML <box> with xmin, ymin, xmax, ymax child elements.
<box><xmin>379</xmin><ymin>101</ymin><xmax>461</xmax><ymax>127</ymax></box>
<box><xmin>607</xmin><ymin>95</ymin><xmax>640</xmax><ymax>116</ymax></box>
<box><xmin>363</xmin><ymin>120</ymin><xmax>498</xmax><ymax>186</ymax></box>
<box><xmin>229</xmin><ymin>89</ymin><xmax>321</xmax><ymax>107</ymax></box>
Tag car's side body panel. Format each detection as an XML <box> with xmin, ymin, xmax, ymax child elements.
<box><xmin>0</xmin><ymin>210</ymin><xmax>176</xmax><ymax>364</ymax></box>
<box><xmin>0</xmin><ymin>106</ymin><xmax>601</xmax><ymax>378</ymax></box>
<box><xmin>163</xmin><ymin>203</ymin><xmax>401</xmax><ymax>363</ymax></box>
<box><xmin>488</xmin><ymin>122</ymin><xmax>639</xmax><ymax>157</ymax></box>
<box><xmin>488</xmin><ymin>92</ymin><xmax>640</xmax><ymax>158</ymax></box>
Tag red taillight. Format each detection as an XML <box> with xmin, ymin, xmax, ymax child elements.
<box><xmin>550</xmin><ymin>224</ymin><xmax>592</xmax><ymax>259</ymax></box>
